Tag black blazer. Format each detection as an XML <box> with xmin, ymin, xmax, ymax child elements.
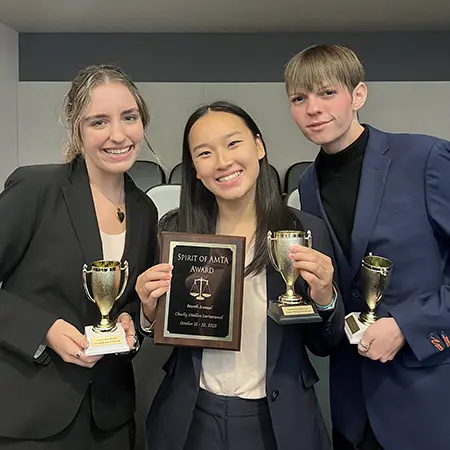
<box><xmin>145</xmin><ymin>211</ymin><xmax>344</xmax><ymax>450</ymax></box>
<box><xmin>0</xmin><ymin>157</ymin><xmax>158</xmax><ymax>439</ymax></box>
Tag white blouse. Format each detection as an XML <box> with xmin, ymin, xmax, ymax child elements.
<box><xmin>200</xmin><ymin>248</ymin><xmax>268</xmax><ymax>399</ymax></box>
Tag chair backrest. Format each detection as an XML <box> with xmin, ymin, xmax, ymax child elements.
<box><xmin>128</xmin><ymin>161</ymin><xmax>166</xmax><ymax>192</ymax></box>
<box><xmin>169</xmin><ymin>163</ymin><xmax>182</xmax><ymax>184</ymax></box>
<box><xmin>286</xmin><ymin>189</ymin><xmax>301</xmax><ymax>210</ymax></box>
<box><xmin>284</xmin><ymin>161</ymin><xmax>312</xmax><ymax>195</ymax></box>
<box><xmin>146</xmin><ymin>184</ymin><xmax>181</xmax><ymax>219</ymax></box>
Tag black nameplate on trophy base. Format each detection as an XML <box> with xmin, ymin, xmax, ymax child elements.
<box><xmin>345</xmin><ymin>315</ymin><xmax>361</xmax><ymax>334</ymax></box>
<box><xmin>154</xmin><ymin>232</ymin><xmax>245</xmax><ymax>351</ymax></box>
<box><xmin>267</xmin><ymin>300</ymin><xmax>322</xmax><ymax>324</ymax></box>
<box><xmin>344</xmin><ymin>312</ymin><xmax>368</xmax><ymax>344</ymax></box>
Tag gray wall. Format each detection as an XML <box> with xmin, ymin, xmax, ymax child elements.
<box><xmin>0</xmin><ymin>23</ymin><xmax>18</xmax><ymax>186</ymax></box>
<box><xmin>16</xmin><ymin>81</ymin><xmax>450</xmax><ymax>186</ymax></box>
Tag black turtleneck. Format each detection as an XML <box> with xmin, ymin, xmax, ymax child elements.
<box><xmin>316</xmin><ymin>126</ymin><xmax>369</xmax><ymax>261</ymax></box>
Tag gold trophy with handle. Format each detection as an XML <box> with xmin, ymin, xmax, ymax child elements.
<box><xmin>266</xmin><ymin>230</ymin><xmax>321</xmax><ymax>324</ymax></box>
<box><xmin>344</xmin><ymin>253</ymin><xmax>393</xmax><ymax>344</ymax></box>
<box><xmin>82</xmin><ymin>260</ymin><xmax>130</xmax><ymax>355</ymax></box>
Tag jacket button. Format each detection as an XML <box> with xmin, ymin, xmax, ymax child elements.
<box><xmin>271</xmin><ymin>390</ymin><xmax>279</xmax><ymax>401</ymax></box>
<box><xmin>352</xmin><ymin>289</ymin><xmax>360</xmax><ymax>298</ymax></box>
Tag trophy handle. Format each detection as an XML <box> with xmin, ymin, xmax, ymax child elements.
<box><xmin>267</xmin><ymin>231</ymin><xmax>281</xmax><ymax>273</ymax></box>
<box><xmin>82</xmin><ymin>264</ymin><xmax>96</xmax><ymax>304</ymax></box>
<box><xmin>116</xmin><ymin>260</ymin><xmax>129</xmax><ymax>300</ymax></box>
<box><xmin>304</xmin><ymin>230</ymin><xmax>312</xmax><ymax>248</ymax></box>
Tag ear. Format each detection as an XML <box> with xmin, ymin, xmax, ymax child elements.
<box><xmin>352</xmin><ymin>82</ymin><xmax>367</xmax><ymax>111</ymax></box>
<box><xmin>255</xmin><ymin>135</ymin><xmax>266</xmax><ymax>160</ymax></box>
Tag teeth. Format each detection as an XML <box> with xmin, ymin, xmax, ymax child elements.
<box><xmin>104</xmin><ymin>147</ymin><xmax>131</xmax><ymax>155</ymax></box>
<box><xmin>218</xmin><ymin>171</ymin><xmax>241</xmax><ymax>182</ymax></box>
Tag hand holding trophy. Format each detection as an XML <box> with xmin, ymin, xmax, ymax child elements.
<box><xmin>267</xmin><ymin>230</ymin><xmax>322</xmax><ymax>324</ymax></box>
<box><xmin>344</xmin><ymin>253</ymin><xmax>393</xmax><ymax>344</ymax></box>
<box><xmin>82</xmin><ymin>260</ymin><xmax>130</xmax><ymax>356</ymax></box>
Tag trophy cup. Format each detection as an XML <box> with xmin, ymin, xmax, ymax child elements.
<box><xmin>82</xmin><ymin>260</ymin><xmax>130</xmax><ymax>356</ymax></box>
<box><xmin>267</xmin><ymin>230</ymin><xmax>321</xmax><ymax>324</ymax></box>
<box><xmin>344</xmin><ymin>253</ymin><xmax>393</xmax><ymax>344</ymax></box>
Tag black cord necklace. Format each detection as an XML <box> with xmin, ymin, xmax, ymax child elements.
<box><xmin>90</xmin><ymin>182</ymin><xmax>125</xmax><ymax>223</ymax></box>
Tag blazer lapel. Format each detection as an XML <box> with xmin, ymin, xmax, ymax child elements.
<box><xmin>118</xmin><ymin>175</ymin><xmax>148</xmax><ymax>303</ymax></box>
<box><xmin>122</xmin><ymin>175</ymin><xmax>144</xmax><ymax>267</ymax></box>
<box><xmin>191</xmin><ymin>348</ymin><xmax>203</xmax><ymax>382</ymax></box>
<box><xmin>266</xmin><ymin>265</ymin><xmax>286</xmax><ymax>381</ymax></box>
<box><xmin>349</xmin><ymin>127</ymin><xmax>391</xmax><ymax>280</ymax></box>
<box><xmin>62</xmin><ymin>158</ymin><xmax>103</xmax><ymax>265</ymax></box>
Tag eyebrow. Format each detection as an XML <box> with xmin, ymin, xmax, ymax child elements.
<box><xmin>191</xmin><ymin>131</ymin><xmax>242</xmax><ymax>153</ymax></box>
<box><xmin>84</xmin><ymin>107</ymin><xmax>140</xmax><ymax>122</ymax></box>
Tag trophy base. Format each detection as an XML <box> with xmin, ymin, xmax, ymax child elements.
<box><xmin>84</xmin><ymin>323</ymin><xmax>130</xmax><ymax>356</ymax></box>
<box><xmin>267</xmin><ymin>300</ymin><xmax>322</xmax><ymax>324</ymax></box>
<box><xmin>344</xmin><ymin>312</ymin><xmax>369</xmax><ymax>344</ymax></box>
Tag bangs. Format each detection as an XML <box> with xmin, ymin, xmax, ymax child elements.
<box><xmin>284</xmin><ymin>44</ymin><xmax>364</xmax><ymax>94</ymax></box>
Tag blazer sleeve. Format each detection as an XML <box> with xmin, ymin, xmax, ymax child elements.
<box><xmin>302</xmin><ymin>216</ymin><xmax>345</xmax><ymax>357</ymax></box>
<box><xmin>0</xmin><ymin>167</ymin><xmax>60</xmax><ymax>363</ymax></box>
<box><xmin>390</xmin><ymin>139</ymin><xmax>450</xmax><ymax>362</ymax></box>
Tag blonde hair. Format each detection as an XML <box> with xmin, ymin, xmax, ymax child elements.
<box><xmin>284</xmin><ymin>44</ymin><xmax>365</xmax><ymax>94</ymax></box>
<box><xmin>63</xmin><ymin>64</ymin><xmax>156</xmax><ymax>163</ymax></box>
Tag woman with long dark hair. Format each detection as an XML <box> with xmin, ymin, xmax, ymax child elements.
<box><xmin>137</xmin><ymin>101</ymin><xmax>344</xmax><ymax>450</ymax></box>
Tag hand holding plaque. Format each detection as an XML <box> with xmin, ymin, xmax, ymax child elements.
<box><xmin>153</xmin><ymin>232</ymin><xmax>245</xmax><ymax>350</ymax></box>
<box><xmin>267</xmin><ymin>230</ymin><xmax>322</xmax><ymax>324</ymax></box>
<box><xmin>344</xmin><ymin>253</ymin><xmax>393</xmax><ymax>344</ymax></box>
<box><xmin>82</xmin><ymin>260</ymin><xmax>130</xmax><ymax>356</ymax></box>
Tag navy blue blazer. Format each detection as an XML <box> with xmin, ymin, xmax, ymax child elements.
<box><xmin>299</xmin><ymin>125</ymin><xmax>450</xmax><ymax>450</ymax></box>
<box><xmin>145</xmin><ymin>211</ymin><xmax>344</xmax><ymax>450</ymax></box>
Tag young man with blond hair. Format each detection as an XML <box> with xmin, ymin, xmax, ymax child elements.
<box><xmin>285</xmin><ymin>44</ymin><xmax>450</xmax><ymax>450</ymax></box>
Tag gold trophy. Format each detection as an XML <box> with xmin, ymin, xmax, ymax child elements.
<box><xmin>82</xmin><ymin>260</ymin><xmax>130</xmax><ymax>356</ymax></box>
<box><xmin>344</xmin><ymin>253</ymin><xmax>393</xmax><ymax>344</ymax></box>
<box><xmin>267</xmin><ymin>230</ymin><xmax>321</xmax><ymax>324</ymax></box>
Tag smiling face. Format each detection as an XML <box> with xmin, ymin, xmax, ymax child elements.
<box><xmin>80</xmin><ymin>81</ymin><xmax>144</xmax><ymax>177</ymax></box>
<box><xmin>188</xmin><ymin>111</ymin><xmax>265</xmax><ymax>205</ymax></box>
<box><xmin>288</xmin><ymin>81</ymin><xmax>367</xmax><ymax>154</ymax></box>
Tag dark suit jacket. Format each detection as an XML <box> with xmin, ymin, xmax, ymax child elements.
<box><xmin>145</xmin><ymin>211</ymin><xmax>344</xmax><ymax>450</ymax></box>
<box><xmin>299</xmin><ymin>125</ymin><xmax>450</xmax><ymax>450</ymax></box>
<box><xmin>0</xmin><ymin>157</ymin><xmax>158</xmax><ymax>439</ymax></box>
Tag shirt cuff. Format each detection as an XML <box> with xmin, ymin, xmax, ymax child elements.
<box><xmin>140</xmin><ymin>306</ymin><xmax>155</xmax><ymax>335</ymax></box>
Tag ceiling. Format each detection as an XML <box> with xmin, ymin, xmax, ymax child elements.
<box><xmin>1</xmin><ymin>0</ymin><xmax>450</xmax><ymax>33</ymax></box>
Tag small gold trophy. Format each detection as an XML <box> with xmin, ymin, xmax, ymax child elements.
<box><xmin>344</xmin><ymin>253</ymin><xmax>393</xmax><ymax>344</ymax></box>
<box><xmin>82</xmin><ymin>260</ymin><xmax>130</xmax><ymax>356</ymax></box>
<box><xmin>267</xmin><ymin>230</ymin><xmax>321</xmax><ymax>324</ymax></box>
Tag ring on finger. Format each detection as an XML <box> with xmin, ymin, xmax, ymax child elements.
<box><xmin>359</xmin><ymin>341</ymin><xmax>370</xmax><ymax>350</ymax></box>
<box><xmin>75</xmin><ymin>350</ymin><xmax>82</xmax><ymax>359</ymax></box>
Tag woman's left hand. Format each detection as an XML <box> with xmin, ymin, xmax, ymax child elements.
<box><xmin>116</xmin><ymin>312</ymin><xmax>137</xmax><ymax>351</ymax></box>
<box><xmin>289</xmin><ymin>245</ymin><xmax>334</xmax><ymax>306</ymax></box>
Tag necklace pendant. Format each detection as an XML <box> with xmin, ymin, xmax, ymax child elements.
<box><xmin>116</xmin><ymin>208</ymin><xmax>125</xmax><ymax>223</ymax></box>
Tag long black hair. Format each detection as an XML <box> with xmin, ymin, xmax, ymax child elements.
<box><xmin>161</xmin><ymin>100</ymin><xmax>302</xmax><ymax>276</ymax></box>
